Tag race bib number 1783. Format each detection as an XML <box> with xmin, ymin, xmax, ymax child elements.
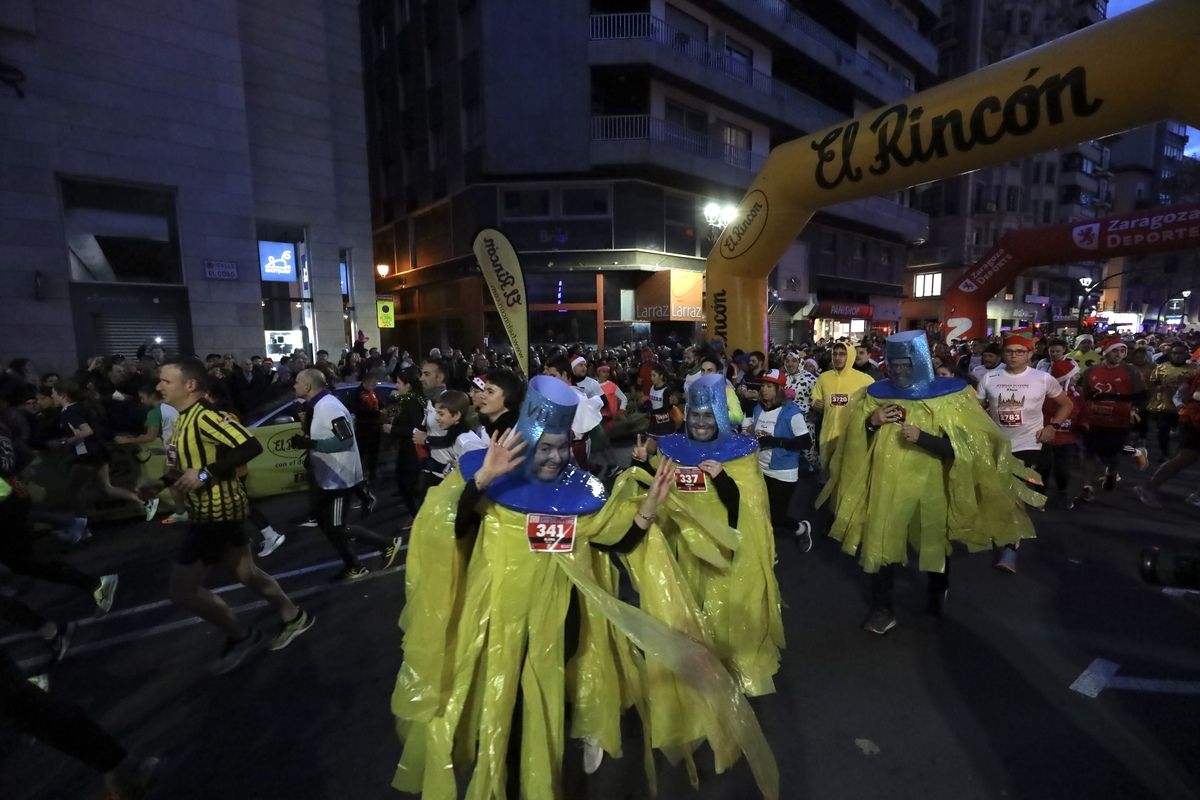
<box><xmin>526</xmin><ymin>514</ymin><xmax>577</xmax><ymax>553</ymax></box>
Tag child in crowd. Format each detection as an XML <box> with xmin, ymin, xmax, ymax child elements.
<box><xmin>421</xmin><ymin>390</ymin><xmax>485</xmax><ymax>488</ymax></box>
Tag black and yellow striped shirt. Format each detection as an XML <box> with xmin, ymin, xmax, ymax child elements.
<box><xmin>169</xmin><ymin>400</ymin><xmax>252</xmax><ymax>522</ymax></box>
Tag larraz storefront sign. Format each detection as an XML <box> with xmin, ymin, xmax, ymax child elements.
<box><xmin>635</xmin><ymin>270</ymin><xmax>703</xmax><ymax>322</ymax></box>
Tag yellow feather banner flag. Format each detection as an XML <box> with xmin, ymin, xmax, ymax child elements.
<box><xmin>472</xmin><ymin>228</ymin><xmax>529</xmax><ymax>376</ymax></box>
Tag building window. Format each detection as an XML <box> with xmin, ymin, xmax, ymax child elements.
<box><xmin>502</xmin><ymin>188</ymin><xmax>551</xmax><ymax>218</ymax></box>
<box><xmin>61</xmin><ymin>178</ymin><xmax>183</xmax><ymax>285</ymax></box>
<box><xmin>1042</xmin><ymin>200</ymin><xmax>1053</xmax><ymax>224</ymax></box>
<box><xmin>1044</xmin><ymin>164</ymin><xmax>1056</xmax><ymax>184</ymax></box>
<box><xmin>665</xmin><ymin>100</ymin><xmax>708</xmax><ymax>155</ymax></box>
<box><xmin>724</xmin><ymin>36</ymin><xmax>752</xmax><ymax>82</ymax></box>
<box><xmin>853</xmin><ymin>238</ymin><xmax>867</xmax><ymax>260</ymax></box>
<box><xmin>561</xmin><ymin>186</ymin><xmax>610</xmax><ymax>217</ymax></box>
<box><xmin>717</xmin><ymin>120</ymin><xmax>751</xmax><ymax>168</ymax></box>
<box><xmin>1006</xmin><ymin>186</ymin><xmax>1020</xmax><ymax>213</ymax></box>
<box><xmin>913</xmin><ymin>272</ymin><xmax>942</xmax><ymax>298</ymax></box>
<box><xmin>665</xmin><ymin>4</ymin><xmax>708</xmax><ymax>47</ymax></box>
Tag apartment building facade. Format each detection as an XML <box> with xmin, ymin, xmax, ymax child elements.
<box><xmin>364</xmin><ymin>0</ymin><xmax>939</xmax><ymax>354</ymax></box>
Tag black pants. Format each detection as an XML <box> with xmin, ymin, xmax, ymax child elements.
<box><xmin>870</xmin><ymin>561</ymin><xmax>950</xmax><ymax>612</ymax></box>
<box><xmin>0</xmin><ymin>497</ymin><xmax>98</xmax><ymax>597</ymax></box>
<box><xmin>1037</xmin><ymin>443</ymin><xmax>1077</xmax><ymax>495</ymax></box>
<box><xmin>763</xmin><ymin>475</ymin><xmax>797</xmax><ymax>536</ymax></box>
<box><xmin>393</xmin><ymin>443</ymin><xmax>420</xmax><ymax>517</ymax></box>
<box><xmin>787</xmin><ymin>474</ymin><xmax>830</xmax><ymax>533</ymax></box>
<box><xmin>356</xmin><ymin>425</ymin><xmax>382</xmax><ymax>482</ymax></box>
<box><xmin>316</xmin><ymin>488</ymin><xmax>391</xmax><ymax>570</ymax></box>
<box><xmin>0</xmin><ymin>648</ymin><xmax>127</xmax><ymax>773</ymax></box>
<box><xmin>1155</xmin><ymin>411</ymin><xmax>1179</xmax><ymax>457</ymax></box>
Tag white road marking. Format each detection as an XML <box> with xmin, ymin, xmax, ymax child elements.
<box><xmin>17</xmin><ymin>562</ymin><xmax>406</xmax><ymax>670</ymax></box>
<box><xmin>2</xmin><ymin>543</ymin><xmax>407</xmax><ymax>648</ymax></box>
<box><xmin>1070</xmin><ymin>658</ymin><xmax>1200</xmax><ymax>698</ymax></box>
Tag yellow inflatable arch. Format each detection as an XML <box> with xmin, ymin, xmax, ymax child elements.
<box><xmin>705</xmin><ymin>0</ymin><xmax>1200</xmax><ymax>353</ymax></box>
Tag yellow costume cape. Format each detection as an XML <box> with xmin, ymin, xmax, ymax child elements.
<box><xmin>818</xmin><ymin>387</ymin><xmax>1044</xmax><ymax>574</ymax></box>
<box><xmin>633</xmin><ymin>452</ymin><xmax>784</xmax><ymax>697</ymax></box>
<box><xmin>391</xmin><ymin>471</ymin><xmax>778</xmax><ymax>800</ymax></box>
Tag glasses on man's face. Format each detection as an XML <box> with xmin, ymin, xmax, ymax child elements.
<box><xmin>1003</xmin><ymin>349</ymin><xmax>1030</xmax><ymax>356</ymax></box>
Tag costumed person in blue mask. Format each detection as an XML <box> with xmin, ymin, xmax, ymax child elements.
<box><xmin>629</xmin><ymin>372</ymin><xmax>783</xmax><ymax>696</ymax></box>
<box><xmin>391</xmin><ymin>376</ymin><xmax>777</xmax><ymax>800</ymax></box>
<box><xmin>818</xmin><ymin>331</ymin><xmax>1044</xmax><ymax>635</ymax></box>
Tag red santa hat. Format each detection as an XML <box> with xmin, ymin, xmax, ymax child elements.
<box><xmin>1003</xmin><ymin>330</ymin><xmax>1034</xmax><ymax>350</ymax></box>
<box><xmin>1050</xmin><ymin>359</ymin><xmax>1076</xmax><ymax>379</ymax></box>
<box><xmin>1100</xmin><ymin>336</ymin><xmax>1127</xmax><ymax>355</ymax></box>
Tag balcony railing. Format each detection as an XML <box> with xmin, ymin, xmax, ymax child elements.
<box><xmin>733</xmin><ymin>0</ymin><xmax>912</xmax><ymax>98</ymax></box>
<box><xmin>589</xmin><ymin>13</ymin><xmax>842</xmax><ymax>130</ymax></box>
<box><xmin>591</xmin><ymin>114</ymin><xmax>766</xmax><ymax>173</ymax></box>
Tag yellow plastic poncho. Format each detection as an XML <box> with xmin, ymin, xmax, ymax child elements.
<box><xmin>811</xmin><ymin>344</ymin><xmax>875</xmax><ymax>470</ymax></box>
<box><xmin>817</xmin><ymin>387</ymin><xmax>1044</xmax><ymax>574</ymax></box>
<box><xmin>635</xmin><ymin>452</ymin><xmax>783</xmax><ymax>697</ymax></box>
<box><xmin>391</xmin><ymin>471</ymin><xmax>778</xmax><ymax>800</ymax></box>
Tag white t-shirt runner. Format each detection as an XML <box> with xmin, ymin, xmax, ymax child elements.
<box><xmin>976</xmin><ymin>366</ymin><xmax>1062</xmax><ymax>452</ymax></box>
<box><xmin>743</xmin><ymin>405</ymin><xmax>809</xmax><ymax>482</ymax></box>
<box><xmin>648</xmin><ymin>385</ymin><xmax>666</xmax><ymax>410</ymax></box>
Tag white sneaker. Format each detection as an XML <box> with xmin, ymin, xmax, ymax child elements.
<box><xmin>298</xmin><ymin>518</ymin><xmax>319</xmax><ymax>528</ymax></box>
<box><xmin>795</xmin><ymin>520</ymin><xmax>813</xmax><ymax>553</ymax></box>
<box><xmin>582</xmin><ymin>738</ymin><xmax>604</xmax><ymax>775</ymax></box>
<box><xmin>144</xmin><ymin>498</ymin><xmax>160</xmax><ymax>521</ymax></box>
<box><xmin>259</xmin><ymin>531</ymin><xmax>286</xmax><ymax>558</ymax></box>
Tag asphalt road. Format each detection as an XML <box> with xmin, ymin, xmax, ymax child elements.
<box><xmin>2</xmin><ymin>455</ymin><xmax>1199</xmax><ymax>800</ymax></box>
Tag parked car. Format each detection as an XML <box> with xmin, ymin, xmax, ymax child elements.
<box><xmin>25</xmin><ymin>383</ymin><xmax>397</xmax><ymax>520</ymax></box>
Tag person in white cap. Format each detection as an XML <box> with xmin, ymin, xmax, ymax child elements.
<box><xmin>1067</xmin><ymin>335</ymin><xmax>1101</xmax><ymax>369</ymax></box>
<box><xmin>570</xmin><ymin>355</ymin><xmax>602</xmax><ymax>399</ymax></box>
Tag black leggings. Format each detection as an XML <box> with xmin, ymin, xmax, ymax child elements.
<box><xmin>1155</xmin><ymin>412</ymin><xmax>1179</xmax><ymax>456</ymax></box>
<box><xmin>0</xmin><ymin>648</ymin><xmax>127</xmax><ymax>773</ymax></box>
<box><xmin>0</xmin><ymin>498</ymin><xmax>98</xmax><ymax>597</ymax></box>
<box><xmin>870</xmin><ymin>561</ymin><xmax>950</xmax><ymax>612</ymax></box>
<box><xmin>1037</xmin><ymin>443</ymin><xmax>1077</xmax><ymax>494</ymax></box>
<box><xmin>316</xmin><ymin>488</ymin><xmax>391</xmax><ymax>569</ymax></box>
<box><xmin>763</xmin><ymin>475</ymin><xmax>797</xmax><ymax>536</ymax></box>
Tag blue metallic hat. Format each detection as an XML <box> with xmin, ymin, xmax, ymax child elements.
<box><xmin>869</xmin><ymin>330</ymin><xmax>965</xmax><ymax>401</ymax></box>
<box><xmin>513</xmin><ymin>375</ymin><xmax>577</xmax><ymax>449</ymax></box>
<box><xmin>686</xmin><ymin>373</ymin><xmax>735</xmax><ymax>438</ymax></box>
<box><xmin>658</xmin><ymin>373</ymin><xmax>757</xmax><ymax>465</ymax></box>
<box><xmin>459</xmin><ymin>375</ymin><xmax>607</xmax><ymax>514</ymax></box>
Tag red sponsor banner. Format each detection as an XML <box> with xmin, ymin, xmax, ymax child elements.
<box><xmin>811</xmin><ymin>302</ymin><xmax>874</xmax><ymax>319</ymax></box>
<box><xmin>943</xmin><ymin>203</ymin><xmax>1200</xmax><ymax>343</ymax></box>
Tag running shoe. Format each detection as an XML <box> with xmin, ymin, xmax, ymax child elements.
<box><xmin>1102</xmin><ymin>472</ymin><xmax>1118</xmax><ymax>492</ymax></box>
<box><xmin>1056</xmin><ymin>492</ymin><xmax>1075</xmax><ymax>511</ymax></box>
<box><xmin>48</xmin><ymin>620</ymin><xmax>76</xmax><ymax>664</ymax></box>
<box><xmin>330</xmin><ymin>566</ymin><xmax>369</xmax><ymax>583</ymax></box>
<box><xmin>994</xmin><ymin>547</ymin><xmax>1018</xmax><ymax>574</ymax></box>
<box><xmin>258</xmin><ymin>530</ymin><xmax>286</xmax><ymax>558</ymax></box>
<box><xmin>93</xmin><ymin>574</ymin><xmax>119</xmax><ymax>614</ymax></box>
<box><xmin>382</xmin><ymin>535</ymin><xmax>405</xmax><ymax>569</ymax></box>
<box><xmin>268</xmin><ymin>609</ymin><xmax>315</xmax><ymax>652</ymax></box>
<box><xmin>161</xmin><ymin>511</ymin><xmax>189</xmax><ymax>525</ymax></box>
<box><xmin>1187</xmin><ymin>492</ymin><xmax>1200</xmax><ymax>508</ymax></box>
<box><xmin>794</xmin><ymin>520</ymin><xmax>813</xmax><ymax>553</ymax></box>
<box><xmin>143</xmin><ymin>498</ymin><xmax>160</xmax><ymax>521</ymax></box>
<box><xmin>1134</xmin><ymin>485</ymin><xmax>1163</xmax><ymax>509</ymax></box>
<box><xmin>1077</xmin><ymin>485</ymin><xmax>1095</xmax><ymax>504</ymax></box>
<box><xmin>862</xmin><ymin>608</ymin><xmax>897</xmax><ymax>635</ymax></box>
<box><xmin>1133</xmin><ymin>447</ymin><xmax>1149</xmax><ymax>471</ymax></box>
<box><xmin>298</xmin><ymin>517</ymin><xmax>319</xmax><ymax>528</ymax></box>
<box><xmin>27</xmin><ymin>673</ymin><xmax>49</xmax><ymax>692</ymax></box>
<box><xmin>210</xmin><ymin>628</ymin><xmax>263</xmax><ymax>675</ymax></box>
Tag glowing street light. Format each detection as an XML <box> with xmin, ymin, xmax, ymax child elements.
<box><xmin>703</xmin><ymin>202</ymin><xmax>738</xmax><ymax>229</ymax></box>
<box><xmin>1078</xmin><ymin>276</ymin><xmax>1094</xmax><ymax>290</ymax></box>
<box><xmin>376</xmin><ymin>263</ymin><xmax>390</xmax><ymax>278</ymax></box>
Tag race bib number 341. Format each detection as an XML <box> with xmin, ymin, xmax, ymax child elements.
<box><xmin>526</xmin><ymin>514</ymin><xmax>577</xmax><ymax>553</ymax></box>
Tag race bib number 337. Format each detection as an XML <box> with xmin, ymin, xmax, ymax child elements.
<box><xmin>674</xmin><ymin>466</ymin><xmax>708</xmax><ymax>492</ymax></box>
<box><xmin>526</xmin><ymin>514</ymin><xmax>577</xmax><ymax>553</ymax></box>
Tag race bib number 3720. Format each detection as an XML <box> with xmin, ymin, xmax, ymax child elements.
<box><xmin>526</xmin><ymin>514</ymin><xmax>577</xmax><ymax>553</ymax></box>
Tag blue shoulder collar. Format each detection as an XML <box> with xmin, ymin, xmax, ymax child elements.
<box><xmin>867</xmin><ymin>377</ymin><xmax>966</xmax><ymax>400</ymax></box>
<box><xmin>459</xmin><ymin>449</ymin><xmax>607</xmax><ymax>515</ymax></box>
<box><xmin>656</xmin><ymin>432</ymin><xmax>758</xmax><ymax>466</ymax></box>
